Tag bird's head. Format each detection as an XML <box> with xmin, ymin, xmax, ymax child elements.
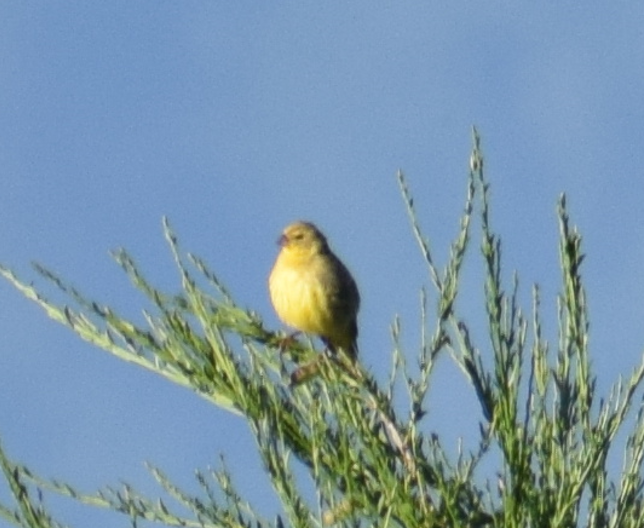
<box><xmin>278</xmin><ymin>221</ymin><xmax>329</xmax><ymax>257</ymax></box>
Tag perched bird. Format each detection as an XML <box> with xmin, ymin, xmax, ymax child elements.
<box><xmin>269</xmin><ymin>221</ymin><xmax>360</xmax><ymax>359</ymax></box>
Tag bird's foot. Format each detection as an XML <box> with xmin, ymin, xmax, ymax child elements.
<box><xmin>274</xmin><ymin>331</ymin><xmax>302</xmax><ymax>353</ymax></box>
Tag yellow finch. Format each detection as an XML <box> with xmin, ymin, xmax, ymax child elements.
<box><xmin>269</xmin><ymin>221</ymin><xmax>360</xmax><ymax>359</ymax></box>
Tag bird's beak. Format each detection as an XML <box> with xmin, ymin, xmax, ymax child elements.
<box><xmin>277</xmin><ymin>234</ymin><xmax>288</xmax><ymax>247</ymax></box>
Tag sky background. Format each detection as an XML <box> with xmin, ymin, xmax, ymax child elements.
<box><xmin>2</xmin><ymin>3</ymin><xmax>644</xmax><ymax>526</ymax></box>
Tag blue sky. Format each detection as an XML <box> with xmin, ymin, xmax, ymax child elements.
<box><xmin>2</xmin><ymin>3</ymin><xmax>644</xmax><ymax>525</ymax></box>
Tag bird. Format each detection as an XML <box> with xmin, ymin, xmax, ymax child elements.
<box><xmin>269</xmin><ymin>221</ymin><xmax>360</xmax><ymax>360</ymax></box>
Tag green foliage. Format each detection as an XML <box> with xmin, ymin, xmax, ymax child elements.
<box><xmin>2</xmin><ymin>129</ymin><xmax>644</xmax><ymax>527</ymax></box>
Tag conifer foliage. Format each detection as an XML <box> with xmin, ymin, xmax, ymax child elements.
<box><xmin>2</xmin><ymin>130</ymin><xmax>644</xmax><ymax>527</ymax></box>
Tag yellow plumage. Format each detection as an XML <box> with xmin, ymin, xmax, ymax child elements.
<box><xmin>269</xmin><ymin>221</ymin><xmax>360</xmax><ymax>358</ymax></box>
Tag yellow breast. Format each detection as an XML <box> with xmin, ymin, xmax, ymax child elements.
<box><xmin>269</xmin><ymin>254</ymin><xmax>332</xmax><ymax>336</ymax></box>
